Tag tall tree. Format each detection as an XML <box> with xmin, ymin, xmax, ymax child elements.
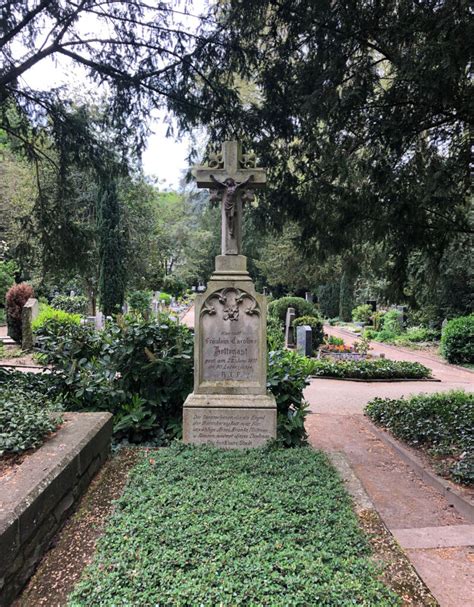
<box><xmin>97</xmin><ymin>170</ymin><xmax>125</xmax><ymax>315</ymax></box>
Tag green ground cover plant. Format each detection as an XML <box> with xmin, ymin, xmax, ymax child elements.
<box><xmin>0</xmin><ymin>371</ymin><xmax>63</xmax><ymax>454</ymax></box>
<box><xmin>364</xmin><ymin>325</ymin><xmax>439</xmax><ymax>348</ymax></box>
<box><xmin>309</xmin><ymin>359</ymin><xmax>431</xmax><ymax>380</ymax></box>
<box><xmin>352</xmin><ymin>304</ymin><xmax>372</xmax><ymax>324</ymax></box>
<box><xmin>32</xmin><ymin>306</ymin><xmax>81</xmax><ymax>332</ymax></box>
<box><xmin>365</xmin><ymin>391</ymin><xmax>473</xmax><ymax>484</ymax></box>
<box><xmin>441</xmin><ymin>314</ymin><xmax>474</xmax><ymax>364</ymax></box>
<box><xmin>68</xmin><ymin>445</ymin><xmax>399</xmax><ymax>607</ymax></box>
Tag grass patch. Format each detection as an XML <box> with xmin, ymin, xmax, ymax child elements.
<box><xmin>309</xmin><ymin>358</ymin><xmax>431</xmax><ymax>380</ymax></box>
<box><xmin>365</xmin><ymin>390</ymin><xmax>473</xmax><ymax>485</ymax></box>
<box><xmin>69</xmin><ymin>445</ymin><xmax>399</xmax><ymax>606</ymax></box>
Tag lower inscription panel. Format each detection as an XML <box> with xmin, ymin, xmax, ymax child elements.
<box><xmin>183</xmin><ymin>407</ymin><xmax>276</xmax><ymax>449</ymax></box>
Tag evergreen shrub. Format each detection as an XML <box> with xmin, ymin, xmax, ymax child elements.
<box><xmin>128</xmin><ymin>290</ymin><xmax>153</xmax><ymax>316</ymax></box>
<box><xmin>268</xmin><ymin>296</ymin><xmax>316</xmax><ymax>321</ymax></box>
<box><xmin>317</xmin><ymin>283</ymin><xmax>340</xmax><ymax>318</ymax></box>
<box><xmin>51</xmin><ymin>294</ymin><xmax>88</xmax><ymax>315</ymax></box>
<box><xmin>441</xmin><ymin>314</ymin><xmax>474</xmax><ymax>364</ymax></box>
<box><xmin>32</xmin><ymin>306</ymin><xmax>81</xmax><ymax>332</ymax></box>
<box><xmin>267</xmin><ymin>315</ymin><xmax>284</xmax><ymax>350</ymax></box>
<box><xmin>5</xmin><ymin>282</ymin><xmax>34</xmax><ymax>342</ymax></box>
<box><xmin>309</xmin><ymin>358</ymin><xmax>430</xmax><ymax>380</ymax></box>
<box><xmin>365</xmin><ymin>390</ymin><xmax>473</xmax><ymax>484</ymax></box>
<box><xmin>352</xmin><ymin>304</ymin><xmax>372</xmax><ymax>323</ymax></box>
<box><xmin>292</xmin><ymin>315</ymin><xmax>324</xmax><ymax>352</ymax></box>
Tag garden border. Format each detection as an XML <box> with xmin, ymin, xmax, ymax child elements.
<box><xmin>0</xmin><ymin>412</ymin><xmax>113</xmax><ymax>606</ymax></box>
<box><xmin>329</xmin><ymin>325</ymin><xmax>474</xmax><ymax>375</ymax></box>
<box><xmin>366</xmin><ymin>420</ymin><xmax>474</xmax><ymax>523</ymax></box>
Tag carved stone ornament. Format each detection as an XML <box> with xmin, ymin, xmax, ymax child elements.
<box><xmin>206</xmin><ymin>150</ymin><xmax>224</xmax><ymax>169</ymax></box>
<box><xmin>201</xmin><ymin>288</ymin><xmax>260</xmax><ymax>321</ymax></box>
<box><xmin>240</xmin><ymin>151</ymin><xmax>257</xmax><ymax>168</ymax></box>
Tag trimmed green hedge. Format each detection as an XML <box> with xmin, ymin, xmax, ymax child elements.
<box><xmin>69</xmin><ymin>446</ymin><xmax>399</xmax><ymax>606</ymax></box>
<box><xmin>309</xmin><ymin>358</ymin><xmax>431</xmax><ymax>380</ymax></box>
<box><xmin>268</xmin><ymin>296</ymin><xmax>317</xmax><ymax>322</ymax></box>
<box><xmin>441</xmin><ymin>314</ymin><xmax>474</xmax><ymax>364</ymax></box>
<box><xmin>365</xmin><ymin>390</ymin><xmax>473</xmax><ymax>485</ymax></box>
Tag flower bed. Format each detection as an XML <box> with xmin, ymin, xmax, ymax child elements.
<box><xmin>365</xmin><ymin>390</ymin><xmax>473</xmax><ymax>485</ymax></box>
<box><xmin>309</xmin><ymin>358</ymin><xmax>431</xmax><ymax>380</ymax></box>
<box><xmin>69</xmin><ymin>446</ymin><xmax>399</xmax><ymax>606</ymax></box>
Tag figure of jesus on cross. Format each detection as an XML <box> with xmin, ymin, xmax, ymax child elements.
<box><xmin>193</xmin><ymin>141</ymin><xmax>267</xmax><ymax>255</ymax></box>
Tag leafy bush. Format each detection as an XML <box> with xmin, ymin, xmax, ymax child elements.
<box><xmin>268</xmin><ymin>296</ymin><xmax>317</xmax><ymax>322</ymax></box>
<box><xmin>382</xmin><ymin>309</ymin><xmax>404</xmax><ymax>335</ymax></box>
<box><xmin>5</xmin><ymin>282</ymin><xmax>34</xmax><ymax>342</ymax></box>
<box><xmin>365</xmin><ymin>391</ymin><xmax>473</xmax><ymax>485</ymax></box>
<box><xmin>267</xmin><ymin>315</ymin><xmax>284</xmax><ymax>350</ymax></box>
<box><xmin>158</xmin><ymin>291</ymin><xmax>172</xmax><ymax>305</ymax></box>
<box><xmin>0</xmin><ymin>379</ymin><xmax>62</xmax><ymax>454</ymax></box>
<box><xmin>372</xmin><ymin>310</ymin><xmax>385</xmax><ymax>331</ymax></box>
<box><xmin>441</xmin><ymin>314</ymin><xmax>474</xmax><ymax>364</ymax></box>
<box><xmin>34</xmin><ymin>316</ymin><xmax>194</xmax><ymax>442</ymax></box>
<box><xmin>0</xmin><ymin>259</ymin><xmax>17</xmax><ymax>306</ymax></box>
<box><xmin>69</xmin><ymin>446</ymin><xmax>399</xmax><ymax>607</ymax></box>
<box><xmin>51</xmin><ymin>294</ymin><xmax>89</xmax><ymax>315</ymax></box>
<box><xmin>128</xmin><ymin>290</ymin><xmax>153</xmax><ymax>316</ymax></box>
<box><xmin>293</xmin><ymin>315</ymin><xmax>324</xmax><ymax>353</ymax></box>
<box><xmin>352</xmin><ymin>304</ymin><xmax>372</xmax><ymax>323</ymax></box>
<box><xmin>326</xmin><ymin>335</ymin><xmax>344</xmax><ymax>346</ymax></box>
<box><xmin>267</xmin><ymin>350</ymin><xmax>312</xmax><ymax>446</ymax></box>
<box><xmin>309</xmin><ymin>358</ymin><xmax>431</xmax><ymax>380</ymax></box>
<box><xmin>32</xmin><ymin>305</ymin><xmax>81</xmax><ymax>332</ymax></box>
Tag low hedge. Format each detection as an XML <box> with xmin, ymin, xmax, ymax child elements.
<box><xmin>441</xmin><ymin>314</ymin><xmax>474</xmax><ymax>364</ymax></box>
<box><xmin>309</xmin><ymin>358</ymin><xmax>431</xmax><ymax>380</ymax></box>
<box><xmin>365</xmin><ymin>391</ymin><xmax>473</xmax><ymax>485</ymax></box>
<box><xmin>69</xmin><ymin>445</ymin><xmax>399</xmax><ymax>606</ymax></box>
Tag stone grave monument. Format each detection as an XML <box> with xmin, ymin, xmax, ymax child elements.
<box><xmin>183</xmin><ymin>141</ymin><xmax>276</xmax><ymax>448</ymax></box>
<box><xmin>285</xmin><ymin>307</ymin><xmax>296</xmax><ymax>348</ymax></box>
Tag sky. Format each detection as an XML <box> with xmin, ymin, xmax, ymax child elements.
<box><xmin>14</xmin><ymin>2</ymin><xmax>210</xmax><ymax>190</ymax></box>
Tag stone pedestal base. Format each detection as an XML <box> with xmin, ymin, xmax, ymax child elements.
<box><xmin>183</xmin><ymin>393</ymin><xmax>276</xmax><ymax>449</ymax></box>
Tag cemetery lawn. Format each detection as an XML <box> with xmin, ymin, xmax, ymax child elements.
<box><xmin>69</xmin><ymin>445</ymin><xmax>400</xmax><ymax>607</ymax></box>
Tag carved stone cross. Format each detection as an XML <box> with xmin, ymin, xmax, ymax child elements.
<box><xmin>194</xmin><ymin>141</ymin><xmax>267</xmax><ymax>255</ymax></box>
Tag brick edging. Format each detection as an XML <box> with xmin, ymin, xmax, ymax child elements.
<box><xmin>0</xmin><ymin>412</ymin><xmax>113</xmax><ymax>606</ymax></box>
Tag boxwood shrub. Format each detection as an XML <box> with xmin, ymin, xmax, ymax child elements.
<box><xmin>268</xmin><ymin>296</ymin><xmax>317</xmax><ymax>322</ymax></box>
<box><xmin>365</xmin><ymin>390</ymin><xmax>473</xmax><ymax>484</ymax></box>
<box><xmin>441</xmin><ymin>314</ymin><xmax>474</xmax><ymax>364</ymax></box>
<box><xmin>309</xmin><ymin>358</ymin><xmax>431</xmax><ymax>380</ymax></box>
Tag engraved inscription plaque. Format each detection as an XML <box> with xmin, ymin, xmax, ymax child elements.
<box><xmin>183</xmin><ymin>408</ymin><xmax>276</xmax><ymax>448</ymax></box>
<box><xmin>201</xmin><ymin>288</ymin><xmax>260</xmax><ymax>383</ymax></box>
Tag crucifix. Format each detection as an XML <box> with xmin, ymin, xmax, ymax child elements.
<box><xmin>194</xmin><ymin>141</ymin><xmax>267</xmax><ymax>255</ymax></box>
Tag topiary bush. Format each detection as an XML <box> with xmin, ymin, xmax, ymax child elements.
<box><xmin>365</xmin><ymin>390</ymin><xmax>473</xmax><ymax>485</ymax></box>
<box><xmin>441</xmin><ymin>314</ymin><xmax>474</xmax><ymax>364</ymax></box>
<box><xmin>51</xmin><ymin>294</ymin><xmax>89</xmax><ymax>315</ymax></box>
<box><xmin>268</xmin><ymin>296</ymin><xmax>317</xmax><ymax>322</ymax></box>
<box><xmin>293</xmin><ymin>315</ymin><xmax>324</xmax><ymax>353</ymax></box>
<box><xmin>5</xmin><ymin>282</ymin><xmax>34</xmax><ymax>343</ymax></box>
<box><xmin>352</xmin><ymin>304</ymin><xmax>372</xmax><ymax>324</ymax></box>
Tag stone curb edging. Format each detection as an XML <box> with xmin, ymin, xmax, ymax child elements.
<box><xmin>366</xmin><ymin>420</ymin><xmax>474</xmax><ymax>523</ymax></box>
<box><xmin>0</xmin><ymin>412</ymin><xmax>113</xmax><ymax>606</ymax></box>
<box><xmin>311</xmin><ymin>376</ymin><xmax>441</xmax><ymax>382</ymax></box>
<box><xmin>327</xmin><ymin>325</ymin><xmax>474</xmax><ymax>375</ymax></box>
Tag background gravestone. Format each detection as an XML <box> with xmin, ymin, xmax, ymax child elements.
<box><xmin>21</xmin><ymin>298</ymin><xmax>39</xmax><ymax>350</ymax></box>
<box><xmin>296</xmin><ymin>325</ymin><xmax>312</xmax><ymax>357</ymax></box>
<box><xmin>285</xmin><ymin>307</ymin><xmax>296</xmax><ymax>348</ymax></box>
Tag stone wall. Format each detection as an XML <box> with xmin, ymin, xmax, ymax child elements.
<box><xmin>0</xmin><ymin>412</ymin><xmax>113</xmax><ymax>606</ymax></box>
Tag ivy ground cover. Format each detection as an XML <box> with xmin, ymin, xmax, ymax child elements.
<box><xmin>69</xmin><ymin>445</ymin><xmax>399</xmax><ymax>606</ymax></box>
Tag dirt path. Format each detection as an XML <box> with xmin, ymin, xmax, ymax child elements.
<box><xmin>306</xmin><ymin>325</ymin><xmax>474</xmax><ymax>607</ymax></box>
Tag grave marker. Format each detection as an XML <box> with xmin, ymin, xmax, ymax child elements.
<box><xmin>285</xmin><ymin>307</ymin><xmax>296</xmax><ymax>348</ymax></box>
<box><xmin>183</xmin><ymin>141</ymin><xmax>276</xmax><ymax>448</ymax></box>
<box><xmin>296</xmin><ymin>325</ymin><xmax>312</xmax><ymax>357</ymax></box>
